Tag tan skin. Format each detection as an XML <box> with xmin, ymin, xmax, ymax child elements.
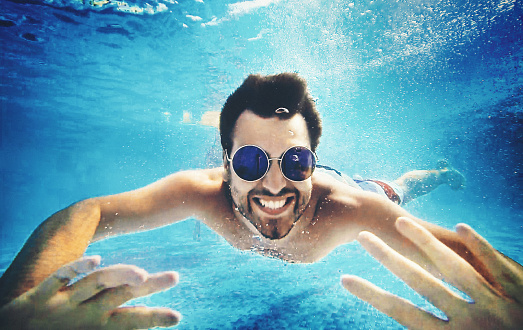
<box><xmin>0</xmin><ymin>111</ymin><xmax>517</xmax><ymax>329</ymax></box>
<box><xmin>91</xmin><ymin>111</ymin><xmax>466</xmax><ymax>266</ymax></box>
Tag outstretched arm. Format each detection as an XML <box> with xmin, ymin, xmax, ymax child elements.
<box><xmin>313</xmin><ymin>176</ymin><xmax>493</xmax><ymax>279</ymax></box>
<box><xmin>342</xmin><ymin>217</ymin><xmax>523</xmax><ymax>329</ymax></box>
<box><xmin>0</xmin><ymin>200</ymin><xmax>102</xmax><ymax>306</ymax></box>
<box><xmin>0</xmin><ymin>168</ymin><xmax>223</xmax><ymax>306</ymax></box>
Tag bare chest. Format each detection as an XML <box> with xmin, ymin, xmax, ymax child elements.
<box><xmin>210</xmin><ymin>213</ymin><xmax>332</xmax><ymax>263</ymax></box>
<box><xmin>246</xmin><ymin>232</ymin><xmax>321</xmax><ymax>263</ymax></box>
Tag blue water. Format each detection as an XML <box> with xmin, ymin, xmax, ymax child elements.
<box><xmin>1</xmin><ymin>0</ymin><xmax>522</xmax><ymax>328</ymax></box>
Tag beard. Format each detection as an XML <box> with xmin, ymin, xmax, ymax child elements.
<box><xmin>231</xmin><ymin>184</ymin><xmax>309</xmax><ymax>240</ymax></box>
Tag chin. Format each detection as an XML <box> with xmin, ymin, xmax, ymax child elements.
<box><xmin>260</xmin><ymin>230</ymin><xmax>287</xmax><ymax>240</ymax></box>
<box><xmin>257</xmin><ymin>218</ymin><xmax>295</xmax><ymax>240</ymax></box>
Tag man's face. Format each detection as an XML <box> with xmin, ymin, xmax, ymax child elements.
<box><xmin>225</xmin><ymin>110</ymin><xmax>314</xmax><ymax>240</ymax></box>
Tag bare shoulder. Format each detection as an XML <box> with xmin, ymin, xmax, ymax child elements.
<box><xmin>309</xmin><ymin>172</ymin><xmax>411</xmax><ymax>242</ymax></box>
<box><xmin>312</xmin><ymin>171</ymin><xmax>363</xmax><ymax>210</ymax></box>
<box><xmin>93</xmin><ymin>167</ymin><xmax>227</xmax><ymax>239</ymax></box>
<box><xmin>160</xmin><ymin>167</ymin><xmax>227</xmax><ymax>211</ymax></box>
<box><xmin>308</xmin><ymin>172</ymin><xmax>365</xmax><ymax>243</ymax></box>
<box><xmin>135</xmin><ymin>167</ymin><xmax>226</xmax><ymax>213</ymax></box>
<box><xmin>156</xmin><ymin>167</ymin><xmax>224</xmax><ymax>192</ymax></box>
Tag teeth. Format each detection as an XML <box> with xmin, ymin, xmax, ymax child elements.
<box><xmin>259</xmin><ymin>199</ymin><xmax>286</xmax><ymax>210</ymax></box>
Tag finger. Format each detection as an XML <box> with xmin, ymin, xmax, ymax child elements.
<box><xmin>357</xmin><ymin>231</ymin><xmax>463</xmax><ymax>312</ymax></box>
<box><xmin>457</xmin><ymin>223</ymin><xmax>523</xmax><ymax>300</ymax></box>
<box><xmin>68</xmin><ymin>264</ymin><xmax>149</xmax><ymax>304</ymax></box>
<box><xmin>104</xmin><ymin>306</ymin><xmax>181</xmax><ymax>330</ymax></box>
<box><xmin>30</xmin><ymin>255</ymin><xmax>101</xmax><ymax>303</ymax></box>
<box><xmin>341</xmin><ymin>275</ymin><xmax>443</xmax><ymax>329</ymax></box>
<box><xmin>396</xmin><ymin>217</ymin><xmax>491</xmax><ymax>301</ymax></box>
<box><xmin>86</xmin><ymin>271</ymin><xmax>179</xmax><ymax>312</ymax></box>
<box><xmin>128</xmin><ymin>271</ymin><xmax>179</xmax><ymax>298</ymax></box>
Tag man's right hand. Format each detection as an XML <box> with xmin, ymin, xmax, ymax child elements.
<box><xmin>0</xmin><ymin>256</ymin><xmax>181</xmax><ymax>330</ymax></box>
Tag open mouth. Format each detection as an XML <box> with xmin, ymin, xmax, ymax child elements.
<box><xmin>253</xmin><ymin>196</ymin><xmax>294</xmax><ymax>215</ymax></box>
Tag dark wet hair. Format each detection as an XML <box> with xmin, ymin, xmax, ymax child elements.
<box><xmin>219</xmin><ymin>73</ymin><xmax>322</xmax><ymax>154</ymax></box>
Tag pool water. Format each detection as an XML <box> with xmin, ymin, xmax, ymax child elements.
<box><xmin>1</xmin><ymin>0</ymin><xmax>521</xmax><ymax>329</ymax></box>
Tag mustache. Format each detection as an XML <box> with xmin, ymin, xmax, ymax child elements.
<box><xmin>250</xmin><ymin>187</ymin><xmax>297</xmax><ymax>197</ymax></box>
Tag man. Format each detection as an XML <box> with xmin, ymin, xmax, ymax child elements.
<box><xmin>0</xmin><ymin>73</ymin><xmax>521</xmax><ymax>329</ymax></box>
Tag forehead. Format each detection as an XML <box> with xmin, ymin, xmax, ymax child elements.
<box><xmin>231</xmin><ymin>110</ymin><xmax>310</xmax><ymax>153</ymax></box>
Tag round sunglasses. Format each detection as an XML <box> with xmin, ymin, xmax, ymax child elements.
<box><xmin>225</xmin><ymin>145</ymin><xmax>317</xmax><ymax>182</ymax></box>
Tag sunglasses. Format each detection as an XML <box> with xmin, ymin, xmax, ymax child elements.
<box><xmin>225</xmin><ymin>145</ymin><xmax>317</xmax><ymax>182</ymax></box>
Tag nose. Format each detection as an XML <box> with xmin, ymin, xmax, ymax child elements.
<box><xmin>261</xmin><ymin>160</ymin><xmax>286</xmax><ymax>194</ymax></box>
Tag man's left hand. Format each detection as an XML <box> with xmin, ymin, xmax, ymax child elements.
<box><xmin>341</xmin><ymin>217</ymin><xmax>523</xmax><ymax>329</ymax></box>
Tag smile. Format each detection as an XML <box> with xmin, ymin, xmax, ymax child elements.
<box><xmin>253</xmin><ymin>196</ymin><xmax>294</xmax><ymax>215</ymax></box>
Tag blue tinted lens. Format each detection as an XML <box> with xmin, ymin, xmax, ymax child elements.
<box><xmin>281</xmin><ymin>147</ymin><xmax>316</xmax><ymax>181</ymax></box>
<box><xmin>232</xmin><ymin>146</ymin><xmax>269</xmax><ymax>181</ymax></box>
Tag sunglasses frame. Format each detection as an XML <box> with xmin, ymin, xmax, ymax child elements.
<box><xmin>225</xmin><ymin>145</ymin><xmax>318</xmax><ymax>182</ymax></box>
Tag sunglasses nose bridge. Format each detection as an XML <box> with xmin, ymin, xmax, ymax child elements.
<box><xmin>262</xmin><ymin>157</ymin><xmax>287</xmax><ymax>193</ymax></box>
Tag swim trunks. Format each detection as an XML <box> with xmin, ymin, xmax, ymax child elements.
<box><xmin>316</xmin><ymin>165</ymin><xmax>404</xmax><ymax>205</ymax></box>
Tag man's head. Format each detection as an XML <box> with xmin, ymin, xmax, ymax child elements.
<box><xmin>220</xmin><ymin>73</ymin><xmax>322</xmax><ymax>155</ymax></box>
<box><xmin>219</xmin><ymin>73</ymin><xmax>322</xmax><ymax>240</ymax></box>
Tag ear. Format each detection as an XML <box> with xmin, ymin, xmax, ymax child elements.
<box><xmin>222</xmin><ymin>152</ymin><xmax>230</xmax><ymax>182</ymax></box>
